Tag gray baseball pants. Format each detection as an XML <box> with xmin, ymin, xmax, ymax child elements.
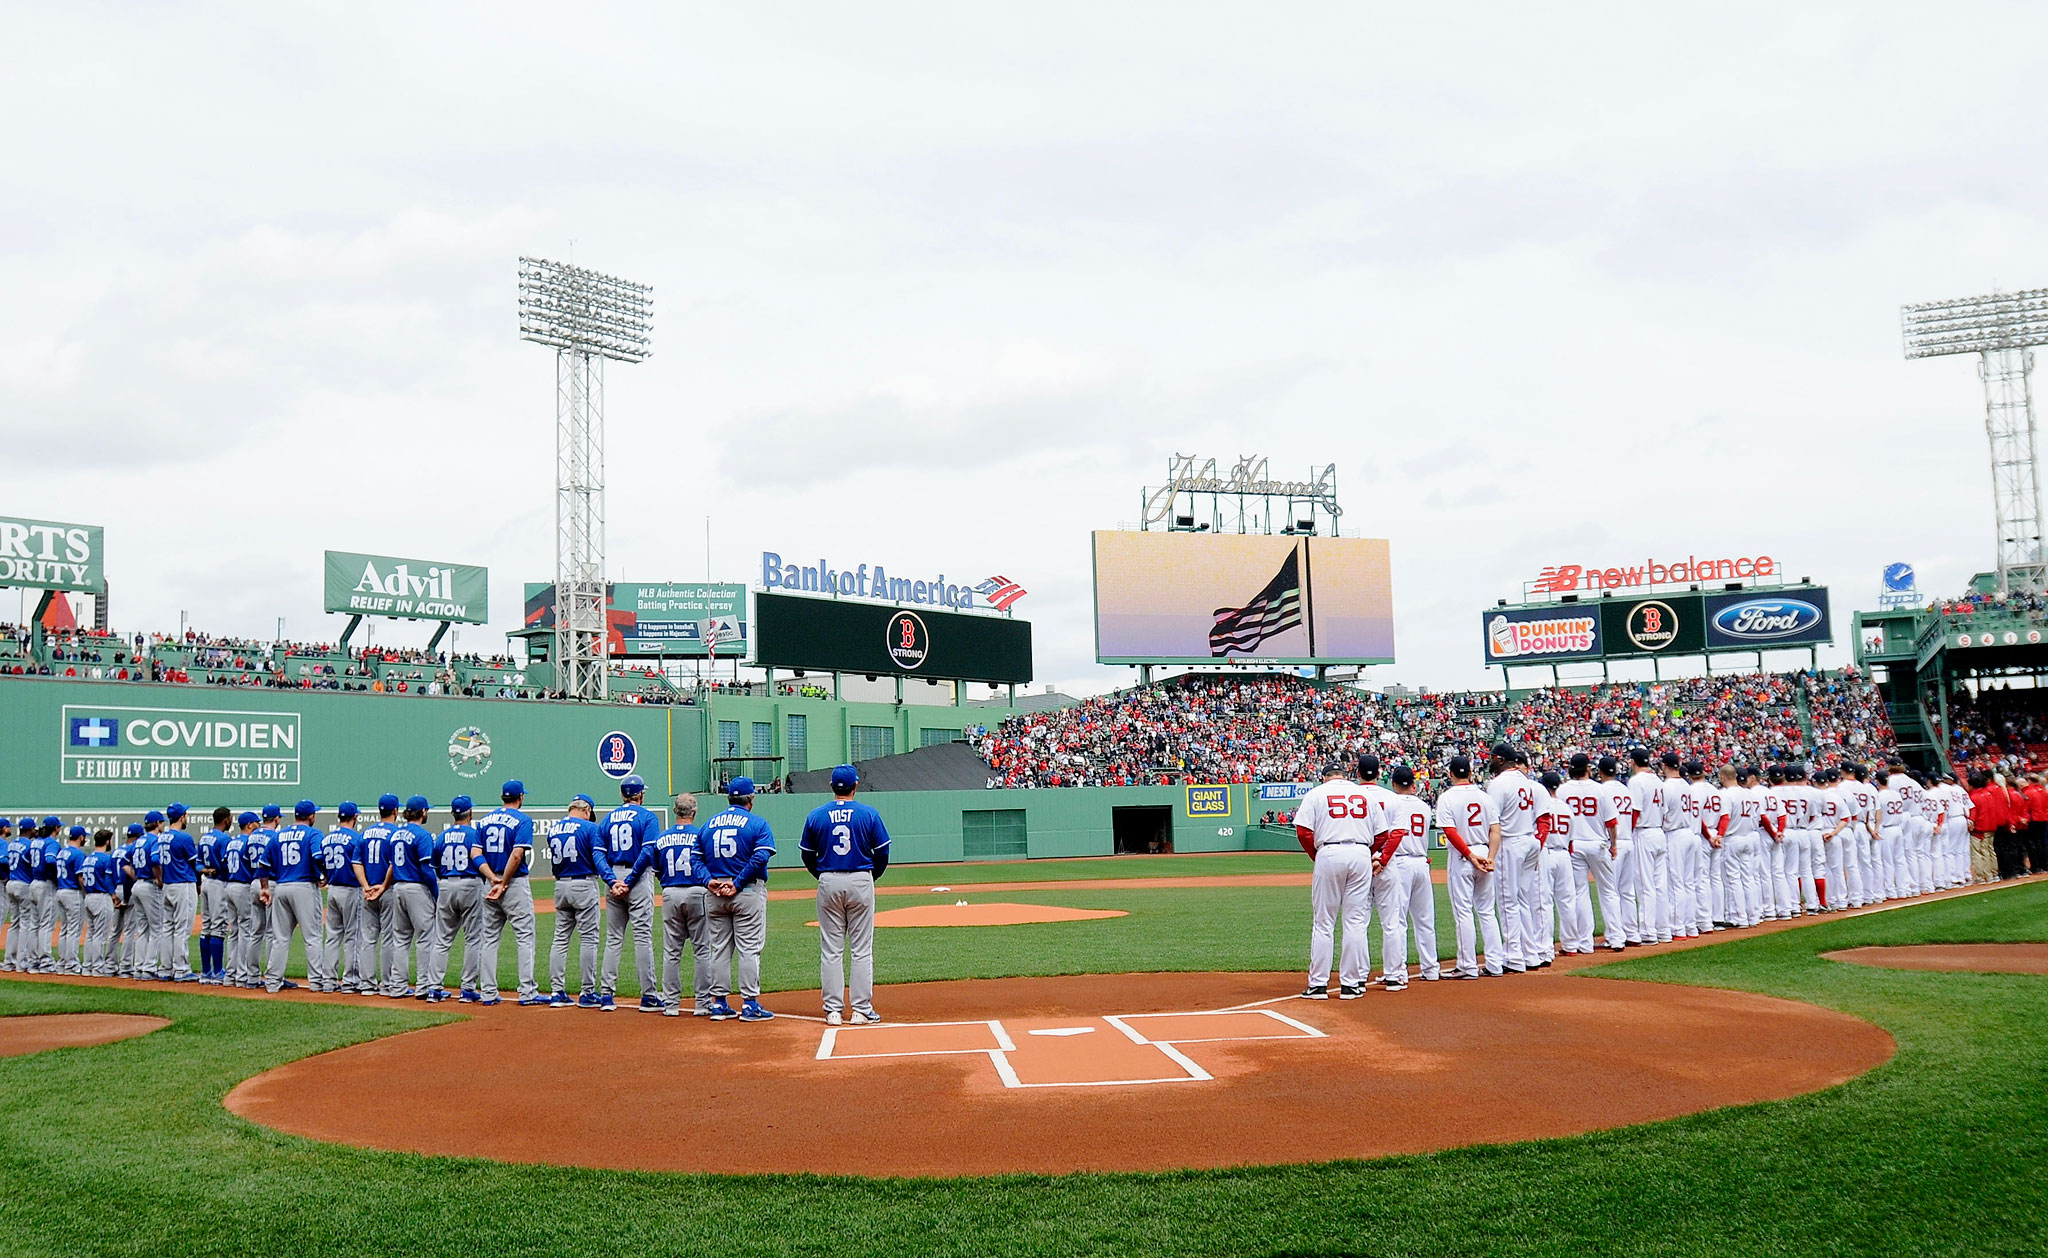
<box><xmin>384</xmin><ymin>883</ymin><xmax>437</xmax><ymax>995</ymax></box>
<box><xmin>550</xmin><ymin>877</ymin><xmax>602</xmax><ymax>996</ymax></box>
<box><xmin>659</xmin><ymin>885</ymin><xmax>711</xmax><ymax>1011</ymax></box>
<box><xmin>478</xmin><ymin>878</ymin><xmax>538</xmax><ymax>1001</ymax></box>
<box><xmin>815</xmin><ymin>871</ymin><xmax>877</xmax><ymax>1018</ymax></box>
<box><xmin>703</xmin><ymin>883</ymin><xmax>767</xmax><ymax>1000</ymax></box>
<box><xmin>55</xmin><ymin>888</ymin><xmax>86</xmax><ymax>974</ymax></box>
<box><xmin>228</xmin><ymin>883</ymin><xmax>262</xmax><ymax>984</ymax></box>
<box><xmin>201</xmin><ymin>878</ymin><xmax>232</xmax><ymax>940</ymax></box>
<box><xmin>359</xmin><ymin>892</ymin><xmax>389</xmax><ymax>990</ymax></box>
<box><xmin>601</xmin><ymin>869</ymin><xmax>656</xmax><ymax>997</ymax></box>
<box><xmin>159</xmin><ymin>881</ymin><xmax>197</xmax><ymax>978</ymax></box>
<box><xmin>27</xmin><ymin>881</ymin><xmax>55</xmax><ymax>970</ymax></box>
<box><xmin>82</xmin><ymin>892</ymin><xmax>116</xmax><ymax>975</ymax></box>
<box><xmin>2</xmin><ymin>881</ymin><xmax>26</xmax><ymax>969</ymax></box>
<box><xmin>125</xmin><ymin>882</ymin><xmax>164</xmax><ymax>976</ymax></box>
<box><xmin>323</xmin><ymin>886</ymin><xmax>366</xmax><ymax>991</ymax></box>
<box><xmin>266</xmin><ymin>882</ymin><xmax>327</xmax><ymax>991</ymax></box>
<box><xmin>429</xmin><ymin>878</ymin><xmax>485</xmax><ymax>993</ymax></box>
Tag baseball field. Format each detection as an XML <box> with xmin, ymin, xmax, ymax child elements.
<box><xmin>2</xmin><ymin>855</ymin><xmax>2044</xmax><ymax>1257</ymax></box>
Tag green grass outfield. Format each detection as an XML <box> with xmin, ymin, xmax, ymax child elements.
<box><xmin>2</xmin><ymin>879</ymin><xmax>2044</xmax><ymax>1257</ymax></box>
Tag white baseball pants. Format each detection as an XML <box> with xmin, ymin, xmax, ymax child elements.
<box><xmin>1445</xmin><ymin>846</ymin><xmax>1503</xmax><ymax>976</ymax></box>
<box><xmin>1308</xmin><ymin>843</ymin><xmax>1373</xmax><ymax>989</ymax></box>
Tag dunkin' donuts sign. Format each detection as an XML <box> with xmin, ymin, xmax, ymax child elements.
<box><xmin>1482</xmin><ymin>608</ymin><xmax>1601</xmax><ymax>663</ymax></box>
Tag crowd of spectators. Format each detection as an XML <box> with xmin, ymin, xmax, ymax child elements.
<box><xmin>1933</xmin><ymin>589</ymin><xmax>2048</xmax><ymax>617</ymax></box>
<box><xmin>974</xmin><ymin>668</ymin><xmax>1902</xmax><ymax>790</ymax></box>
<box><xmin>1942</xmin><ymin>684</ymin><xmax>2048</xmax><ymax>778</ymax></box>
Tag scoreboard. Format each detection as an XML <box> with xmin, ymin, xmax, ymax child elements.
<box><xmin>754</xmin><ymin>591</ymin><xmax>1033</xmax><ymax>683</ymax></box>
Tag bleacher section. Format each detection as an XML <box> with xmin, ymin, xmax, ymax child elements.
<box><xmin>788</xmin><ymin>741</ymin><xmax>993</xmax><ymax>793</ymax></box>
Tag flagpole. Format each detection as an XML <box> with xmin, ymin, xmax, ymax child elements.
<box><xmin>1299</xmin><ymin>538</ymin><xmax>1316</xmax><ymax>658</ymax></box>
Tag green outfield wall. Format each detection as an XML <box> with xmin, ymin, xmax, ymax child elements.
<box><xmin>693</xmin><ymin>692</ymin><xmax>1022</xmax><ymax>780</ymax></box>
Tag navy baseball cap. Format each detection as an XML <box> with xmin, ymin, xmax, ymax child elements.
<box><xmin>42</xmin><ymin>815</ymin><xmax>60</xmax><ymax>829</ymax></box>
<box><xmin>1390</xmin><ymin>765</ymin><xmax>1417</xmax><ymax>788</ymax></box>
<box><xmin>728</xmin><ymin>776</ymin><xmax>756</xmax><ymax>798</ymax></box>
<box><xmin>621</xmin><ymin>774</ymin><xmax>646</xmax><ymax>795</ymax></box>
<box><xmin>1356</xmin><ymin>754</ymin><xmax>1380</xmax><ymax>779</ymax></box>
<box><xmin>236</xmin><ymin>812</ymin><xmax>259</xmax><ymax>827</ymax></box>
<box><xmin>405</xmin><ymin>795</ymin><xmax>430</xmax><ymax>812</ymax></box>
<box><xmin>261</xmin><ymin>804</ymin><xmax>282</xmax><ymax>819</ymax></box>
<box><xmin>377</xmin><ymin>793</ymin><xmax>401</xmax><ymax>812</ymax></box>
<box><xmin>1660</xmin><ymin>751</ymin><xmax>1681</xmax><ymax>769</ymax></box>
<box><xmin>68</xmin><ymin>824</ymin><xmax>86</xmax><ymax>839</ymax></box>
<box><xmin>166</xmin><ymin>802</ymin><xmax>189</xmax><ymax>821</ymax></box>
<box><xmin>831</xmin><ymin>765</ymin><xmax>859</xmax><ymax>790</ymax></box>
<box><xmin>1539</xmin><ymin>770</ymin><xmax>1563</xmax><ymax>791</ymax></box>
<box><xmin>1448</xmin><ymin>755</ymin><xmax>1472</xmax><ymax>778</ymax></box>
<box><xmin>502</xmin><ymin>779</ymin><xmax>525</xmax><ymax>800</ymax></box>
<box><xmin>295</xmin><ymin>800</ymin><xmax>318</xmax><ymax>818</ymax></box>
<box><xmin>571</xmin><ymin>793</ymin><xmax>595</xmax><ymax>809</ymax></box>
<box><xmin>337</xmin><ymin>801</ymin><xmax>359</xmax><ymax>819</ymax></box>
<box><xmin>143</xmin><ymin>809</ymin><xmax>165</xmax><ymax>825</ymax></box>
<box><xmin>1490</xmin><ymin>742</ymin><xmax>1517</xmax><ymax>762</ymax></box>
<box><xmin>1321</xmin><ymin>761</ymin><xmax>1348</xmax><ymax>778</ymax></box>
<box><xmin>1596</xmin><ymin>755</ymin><xmax>1618</xmax><ymax>776</ymax></box>
<box><xmin>450</xmin><ymin>795</ymin><xmax>473</xmax><ymax>815</ymax></box>
<box><xmin>126</xmin><ymin>822</ymin><xmax>145</xmax><ymax>837</ymax></box>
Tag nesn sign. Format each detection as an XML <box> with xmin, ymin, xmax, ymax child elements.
<box><xmin>1711</xmin><ymin>598</ymin><xmax>1823</xmax><ymax>642</ymax></box>
<box><xmin>69</xmin><ymin>716</ymin><xmax>120</xmax><ymax>748</ymax></box>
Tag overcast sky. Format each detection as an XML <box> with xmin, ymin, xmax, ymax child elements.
<box><xmin>7</xmin><ymin>3</ymin><xmax>2047</xmax><ymax>697</ymax></box>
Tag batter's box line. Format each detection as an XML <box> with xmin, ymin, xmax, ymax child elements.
<box><xmin>1108</xmin><ymin>1008</ymin><xmax>1329</xmax><ymax>1043</ymax></box>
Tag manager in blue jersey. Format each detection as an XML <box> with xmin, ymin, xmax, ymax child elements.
<box><xmin>600</xmin><ymin>775</ymin><xmax>663</xmax><ymax>1012</ymax></box>
<box><xmin>698</xmin><ymin>777</ymin><xmax>777</xmax><ymax>1022</ymax></box>
<box><xmin>801</xmin><ymin>765</ymin><xmax>891</xmax><ymax>1026</ymax></box>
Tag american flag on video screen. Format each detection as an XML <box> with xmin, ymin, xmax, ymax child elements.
<box><xmin>1209</xmin><ymin>547</ymin><xmax>1302</xmax><ymax>656</ymax></box>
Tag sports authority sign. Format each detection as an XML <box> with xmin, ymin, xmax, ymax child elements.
<box><xmin>1527</xmin><ymin>554</ymin><xmax>1780</xmax><ymax>597</ymax></box>
<box><xmin>61</xmin><ymin>704</ymin><xmax>303</xmax><ymax>785</ymax></box>
<box><xmin>325</xmin><ymin>551</ymin><xmax>488</xmax><ymax>623</ymax></box>
<box><xmin>0</xmin><ymin>516</ymin><xmax>105</xmax><ymax>593</ymax></box>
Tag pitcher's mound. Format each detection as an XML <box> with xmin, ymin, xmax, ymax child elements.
<box><xmin>0</xmin><ymin>1013</ymin><xmax>170</xmax><ymax>1058</ymax></box>
<box><xmin>1823</xmin><ymin>943</ymin><xmax>2048</xmax><ymax>974</ymax></box>
<box><xmin>808</xmin><ymin>902</ymin><xmax>1129</xmax><ymax>928</ymax></box>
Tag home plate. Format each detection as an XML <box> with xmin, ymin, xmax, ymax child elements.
<box><xmin>1029</xmin><ymin>1027</ymin><xmax>1095</xmax><ymax>1037</ymax></box>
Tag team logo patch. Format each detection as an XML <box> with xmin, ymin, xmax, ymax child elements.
<box><xmin>1626</xmin><ymin>600</ymin><xmax>1680</xmax><ymax>651</ymax></box>
<box><xmin>886</xmin><ymin>611</ymin><xmax>929</xmax><ymax>670</ymax></box>
<box><xmin>597</xmin><ymin>730</ymin><xmax>638</xmax><ymax>779</ymax></box>
<box><xmin>448</xmin><ymin>726</ymin><xmax>492</xmax><ymax>777</ymax></box>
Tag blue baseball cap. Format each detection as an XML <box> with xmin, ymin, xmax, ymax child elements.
<box><xmin>14</xmin><ymin>817</ymin><xmax>31</xmax><ymax>831</ymax></box>
<box><xmin>295</xmin><ymin>800</ymin><xmax>318</xmax><ymax>818</ymax></box>
<box><xmin>0</xmin><ymin>817</ymin><xmax>10</xmax><ymax>831</ymax></box>
<box><xmin>377</xmin><ymin>793</ymin><xmax>401</xmax><ymax>812</ymax></box>
<box><xmin>69</xmin><ymin>824</ymin><xmax>87</xmax><ymax>839</ymax></box>
<box><xmin>621</xmin><ymin>774</ymin><xmax>646</xmax><ymax>795</ymax></box>
<box><xmin>166</xmin><ymin>802</ymin><xmax>188</xmax><ymax>821</ymax></box>
<box><xmin>727</xmin><ymin>776</ymin><xmax>756</xmax><ymax>799</ymax></box>
<box><xmin>450</xmin><ymin>795</ymin><xmax>473</xmax><ymax>815</ymax></box>
<box><xmin>337</xmin><ymin>801</ymin><xmax>359</xmax><ymax>819</ymax></box>
<box><xmin>260</xmin><ymin>804</ymin><xmax>282</xmax><ymax>820</ymax></box>
<box><xmin>143</xmin><ymin>810</ymin><xmax>166</xmax><ymax>825</ymax></box>
<box><xmin>830</xmin><ymin>764</ymin><xmax>859</xmax><ymax>790</ymax></box>
<box><xmin>405</xmin><ymin>795</ymin><xmax>430</xmax><ymax>812</ymax></box>
<box><xmin>126</xmin><ymin>822</ymin><xmax>145</xmax><ymax>837</ymax></box>
<box><xmin>571</xmin><ymin>793</ymin><xmax>595</xmax><ymax>809</ymax></box>
<box><xmin>501</xmin><ymin>779</ymin><xmax>525</xmax><ymax>800</ymax></box>
<box><xmin>236</xmin><ymin>811</ymin><xmax>259</xmax><ymax>827</ymax></box>
<box><xmin>42</xmin><ymin>815</ymin><xmax>61</xmax><ymax>829</ymax></box>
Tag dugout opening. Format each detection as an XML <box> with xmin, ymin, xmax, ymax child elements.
<box><xmin>1112</xmin><ymin>806</ymin><xmax>1173</xmax><ymax>855</ymax></box>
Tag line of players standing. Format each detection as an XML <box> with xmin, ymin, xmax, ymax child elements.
<box><xmin>1298</xmin><ymin>744</ymin><xmax>1974</xmax><ymax>995</ymax></box>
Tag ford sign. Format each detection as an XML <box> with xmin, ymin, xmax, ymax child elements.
<box><xmin>1704</xmin><ymin>591</ymin><xmax>1830</xmax><ymax>648</ymax></box>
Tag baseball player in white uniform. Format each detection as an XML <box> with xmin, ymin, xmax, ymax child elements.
<box><xmin>1873</xmin><ymin>774</ymin><xmax>1906</xmax><ymax>903</ymax></box>
<box><xmin>1684</xmin><ymin>761</ymin><xmax>1721</xmax><ymax>933</ymax></box>
<box><xmin>1295</xmin><ymin>761</ymin><xmax>1377</xmax><ymax>999</ymax></box>
<box><xmin>1595</xmin><ymin>756</ymin><xmax>1637</xmax><ymax>946</ymax></box>
<box><xmin>1625</xmin><ymin>748</ymin><xmax>1670</xmax><ymax>945</ymax></box>
<box><xmin>1815</xmin><ymin>767</ymin><xmax>1855</xmax><ymax>909</ymax></box>
<box><xmin>1937</xmin><ymin>772</ymin><xmax>1973</xmax><ymax>888</ymax></box>
<box><xmin>1656</xmin><ymin>754</ymin><xmax>1698</xmax><ymax>939</ymax></box>
<box><xmin>1485</xmin><ymin>744</ymin><xmax>1545</xmax><ymax>973</ymax></box>
<box><xmin>1373</xmin><ymin>765</ymin><xmax>1438</xmax><ymax>988</ymax></box>
<box><xmin>1759</xmin><ymin>767</ymin><xmax>1794</xmax><ymax>920</ymax></box>
<box><xmin>1436</xmin><ymin>756</ymin><xmax>1502</xmax><ymax>979</ymax></box>
<box><xmin>1841</xmin><ymin>765</ymin><xmax>1879</xmax><ymax>907</ymax></box>
<box><xmin>1555</xmin><ymin>754</ymin><xmax>1622</xmax><ymax>953</ymax></box>
<box><xmin>1716</xmin><ymin>766</ymin><xmax>1765</xmax><ymax>927</ymax></box>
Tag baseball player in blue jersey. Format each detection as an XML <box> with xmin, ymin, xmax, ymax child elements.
<box><xmin>260</xmin><ymin>801</ymin><xmax>329</xmax><ymax>993</ymax></box>
<box><xmin>107</xmin><ymin>822</ymin><xmax>142</xmax><ymax>977</ymax></box>
<box><xmin>158</xmin><ymin>803</ymin><xmax>201</xmax><ymax>981</ymax></box>
<box><xmin>476</xmin><ymin>780</ymin><xmax>543</xmax><ymax>1006</ymax></box>
<box><xmin>3</xmin><ymin>820</ymin><xmax>34</xmax><ymax>973</ymax></box>
<box><xmin>196</xmin><ymin>807</ymin><xmax>232</xmax><ymax>984</ymax></box>
<box><xmin>698</xmin><ymin>777</ymin><xmax>776</xmax><ymax>1022</ymax></box>
<box><xmin>124</xmin><ymin>812</ymin><xmax>166</xmax><ymax>980</ymax></box>
<box><xmin>24</xmin><ymin>817</ymin><xmax>61</xmax><ymax>973</ymax></box>
<box><xmin>80</xmin><ymin>830</ymin><xmax>121</xmax><ymax>975</ymax></box>
<box><xmin>801</xmin><ymin>766</ymin><xmax>891</xmax><ymax>1026</ymax></box>
<box><xmin>383</xmin><ymin>796</ymin><xmax>440</xmax><ymax>998</ymax></box>
<box><xmin>425</xmin><ymin>795</ymin><xmax>484</xmax><ymax>1003</ymax></box>
<box><xmin>225</xmin><ymin>813</ymin><xmax>263</xmax><ymax>987</ymax></box>
<box><xmin>0</xmin><ymin>816</ymin><xmax>17</xmax><ymax>972</ymax></box>
<box><xmin>600</xmin><ymin>775</ymin><xmax>663</xmax><ymax>1011</ymax></box>
<box><xmin>546</xmin><ymin>794</ymin><xmax>613</xmax><ymax>1009</ymax></box>
<box><xmin>358</xmin><ymin>795</ymin><xmax>401</xmax><ymax>990</ymax></box>
<box><xmin>637</xmin><ymin>794</ymin><xmax>708</xmax><ymax>1017</ymax></box>
<box><xmin>319</xmin><ymin>802</ymin><xmax>368</xmax><ymax>994</ymax></box>
<box><xmin>53</xmin><ymin>825</ymin><xmax>88</xmax><ymax>975</ymax></box>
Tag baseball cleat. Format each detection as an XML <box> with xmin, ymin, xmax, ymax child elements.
<box><xmin>596</xmin><ymin>995</ymin><xmax>615</xmax><ymax>1012</ymax></box>
<box><xmin>738</xmin><ymin>1000</ymin><xmax>775</xmax><ymax>1022</ymax></box>
<box><xmin>1447</xmin><ymin>972</ymin><xmax>1478</xmax><ymax>981</ymax></box>
<box><xmin>1337</xmin><ymin>984</ymin><xmax>1364</xmax><ymax>1000</ymax></box>
<box><xmin>705</xmin><ymin>998</ymin><xmax>737</xmax><ymax>1021</ymax></box>
<box><xmin>174</xmin><ymin>974</ymin><xmax>199</xmax><ymax>983</ymax></box>
<box><xmin>1381</xmin><ymin>977</ymin><xmax>1407</xmax><ymax>991</ymax></box>
<box><xmin>661</xmin><ymin>1005</ymin><xmax>682</xmax><ymax>1017</ymax></box>
<box><xmin>517</xmin><ymin>993</ymin><xmax>552</xmax><ymax>1007</ymax></box>
<box><xmin>458</xmin><ymin>988</ymin><xmax>481</xmax><ymax>1003</ymax></box>
<box><xmin>547</xmin><ymin>991</ymin><xmax>572</xmax><ymax>1008</ymax></box>
<box><xmin>477</xmin><ymin>997</ymin><xmax>502</xmax><ymax>1006</ymax></box>
<box><xmin>825</xmin><ymin>1011</ymin><xmax>843</xmax><ymax>1026</ymax></box>
<box><xmin>636</xmin><ymin>995</ymin><xmax>664</xmax><ymax>1013</ymax></box>
<box><xmin>577</xmin><ymin>993</ymin><xmax>602</xmax><ymax>1009</ymax></box>
<box><xmin>850</xmin><ymin>1011</ymin><xmax>881</xmax><ymax>1025</ymax></box>
<box><xmin>1299</xmin><ymin>985</ymin><xmax>1330</xmax><ymax>999</ymax></box>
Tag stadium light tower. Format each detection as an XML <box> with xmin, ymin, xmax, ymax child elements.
<box><xmin>518</xmin><ymin>257</ymin><xmax>653</xmax><ymax>700</ymax></box>
<box><xmin>1903</xmin><ymin>287</ymin><xmax>2048</xmax><ymax>593</ymax></box>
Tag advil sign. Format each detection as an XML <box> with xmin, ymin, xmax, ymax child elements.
<box><xmin>324</xmin><ymin>550</ymin><xmax>488</xmax><ymax>624</ymax></box>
